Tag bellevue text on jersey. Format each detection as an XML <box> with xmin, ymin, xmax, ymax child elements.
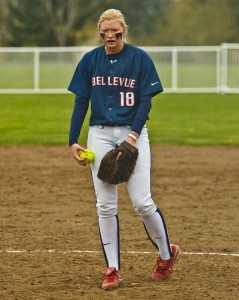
<box><xmin>92</xmin><ymin>76</ymin><xmax>136</xmax><ymax>89</ymax></box>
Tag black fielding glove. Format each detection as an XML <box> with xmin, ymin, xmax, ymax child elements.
<box><xmin>97</xmin><ymin>141</ymin><xmax>139</xmax><ymax>185</ymax></box>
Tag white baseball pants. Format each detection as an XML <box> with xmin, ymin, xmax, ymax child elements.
<box><xmin>87</xmin><ymin>125</ymin><xmax>157</xmax><ymax>217</ymax></box>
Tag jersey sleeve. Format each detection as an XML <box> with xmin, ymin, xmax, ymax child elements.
<box><xmin>139</xmin><ymin>52</ymin><xmax>163</xmax><ymax>97</ymax></box>
<box><xmin>68</xmin><ymin>54</ymin><xmax>91</xmax><ymax>97</ymax></box>
<box><xmin>68</xmin><ymin>95</ymin><xmax>89</xmax><ymax>146</ymax></box>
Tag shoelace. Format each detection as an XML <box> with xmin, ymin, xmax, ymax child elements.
<box><xmin>154</xmin><ymin>259</ymin><xmax>168</xmax><ymax>269</ymax></box>
<box><xmin>103</xmin><ymin>269</ymin><xmax>117</xmax><ymax>279</ymax></box>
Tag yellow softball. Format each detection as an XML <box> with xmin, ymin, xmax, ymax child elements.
<box><xmin>79</xmin><ymin>149</ymin><xmax>94</xmax><ymax>164</ymax></box>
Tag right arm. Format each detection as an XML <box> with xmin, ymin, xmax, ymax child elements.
<box><xmin>68</xmin><ymin>54</ymin><xmax>91</xmax><ymax>166</ymax></box>
<box><xmin>69</xmin><ymin>95</ymin><xmax>89</xmax><ymax>165</ymax></box>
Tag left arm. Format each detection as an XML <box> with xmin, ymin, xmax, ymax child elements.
<box><xmin>125</xmin><ymin>94</ymin><xmax>151</xmax><ymax>146</ymax></box>
<box><xmin>126</xmin><ymin>51</ymin><xmax>163</xmax><ymax>146</ymax></box>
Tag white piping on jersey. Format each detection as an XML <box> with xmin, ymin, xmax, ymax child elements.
<box><xmin>151</xmin><ymin>81</ymin><xmax>159</xmax><ymax>86</ymax></box>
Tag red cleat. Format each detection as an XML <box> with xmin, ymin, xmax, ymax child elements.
<box><xmin>152</xmin><ymin>244</ymin><xmax>181</xmax><ymax>281</ymax></box>
<box><xmin>101</xmin><ymin>267</ymin><xmax>122</xmax><ymax>290</ymax></box>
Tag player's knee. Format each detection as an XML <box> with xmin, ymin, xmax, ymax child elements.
<box><xmin>96</xmin><ymin>202</ymin><xmax>117</xmax><ymax>217</ymax></box>
<box><xmin>131</xmin><ymin>194</ymin><xmax>156</xmax><ymax>217</ymax></box>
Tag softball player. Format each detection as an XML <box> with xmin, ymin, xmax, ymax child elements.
<box><xmin>68</xmin><ymin>9</ymin><xmax>181</xmax><ymax>290</ymax></box>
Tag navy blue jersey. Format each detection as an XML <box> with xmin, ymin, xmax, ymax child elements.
<box><xmin>68</xmin><ymin>44</ymin><xmax>163</xmax><ymax>127</ymax></box>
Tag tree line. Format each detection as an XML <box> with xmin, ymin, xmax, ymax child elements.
<box><xmin>0</xmin><ymin>0</ymin><xmax>238</xmax><ymax>47</ymax></box>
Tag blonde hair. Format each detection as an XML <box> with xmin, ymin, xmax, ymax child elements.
<box><xmin>97</xmin><ymin>9</ymin><xmax>128</xmax><ymax>40</ymax></box>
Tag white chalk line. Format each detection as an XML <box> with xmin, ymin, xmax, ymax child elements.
<box><xmin>0</xmin><ymin>249</ymin><xmax>238</xmax><ymax>257</ymax></box>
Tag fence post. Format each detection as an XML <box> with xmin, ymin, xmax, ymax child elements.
<box><xmin>172</xmin><ymin>47</ymin><xmax>178</xmax><ymax>91</ymax></box>
<box><xmin>220</xmin><ymin>44</ymin><xmax>228</xmax><ymax>93</ymax></box>
<box><xmin>34</xmin><ymin>49</ymin><xmax>40</xmax><ymax>92</ymax></box>
<box><xmin>216</xmin><ymin>47</ymin><xmax>220</xmax><ymax>91</ymax></box>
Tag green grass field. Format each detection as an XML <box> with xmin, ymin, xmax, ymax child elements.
<box><xmin>0</xmin><ymin>93</ymin><xmax>238</xmax><ymax>146</ymax></box>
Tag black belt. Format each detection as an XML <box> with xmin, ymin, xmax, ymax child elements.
<box><xmin>103</xmin><ymin>124</ymin><xmax>130</xmax><ymax>127</ymax></box>
<box><xmin>93</xmin><ymin>124</ymin><xmax>131</xmax><ymax>128</ymax></box>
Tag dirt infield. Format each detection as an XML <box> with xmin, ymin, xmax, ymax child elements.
<box><xmin>0</xmin><ymin>145</ymin><xmax>238</xmax><ymax>300</ymax></box>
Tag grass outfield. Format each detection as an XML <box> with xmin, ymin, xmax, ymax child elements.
<box><xmin>0</xmin><ymin>93</ymin><xmax>238</xmax><ymax>146</ymax></box>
